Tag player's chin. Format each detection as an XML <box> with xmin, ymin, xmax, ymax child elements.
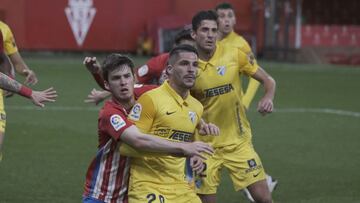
<box><xmin>183</xmin><ymin>78</ymin><xmax>195</xmax><ymax>87</ymax></box>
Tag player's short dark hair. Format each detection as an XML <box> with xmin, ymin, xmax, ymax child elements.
<box><xmin>168</xmin><ymin>44</ymin><xmax>198</xmax><ymax>65</ymax></box>
<box><xmin>174</xmin><ymin>26</ymin><xmax>193</xmax><ymax>45</ymax></box>
<box><xmin>101</xmin><ymin>53</ymin><xmax>135</xmax><ymax>81</ymax></box>
<box><xmin>215</xmin><ymin>2</ymin><xmax>234</xmax><ymax>11</ymax></box>
<box><xmin>192</xmin><ymin>10</ymin><xmax>218</xmax><ymax>31</ymax></box>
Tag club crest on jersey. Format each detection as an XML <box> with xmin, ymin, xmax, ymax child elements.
<box><xmin>216</xmin><ymin>66</ymin><xmax>226</xmax><ymax>76</ymax></box>
<box><xmin>129</xmin><ymin>103</ymin><xmax>142</xmax><ymax>121</ymax></box>
<box><xmin>110</xmin><ymin>114</ymin><xmax>126</xmax><ymax>131</ymax></box>
<box><xmin>247</xmin><ymin>159</ymin><xmax>257</xmax><ymax>168</ymax></box>
<box><xmin>188</xmin><ymin>111</ymin><xmax>196</xmax><ymax>124</ymax></box>
<box><xmin>137</xmin><ymin>65</ymin><xmax>149</xmax><ymax>77</ymax></box>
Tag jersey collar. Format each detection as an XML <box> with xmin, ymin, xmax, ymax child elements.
<box><xmin>198</xmin><ymin>44</ymin><xmax>222</xmax><ymax>70</ymax></box>
<box><xmin>162</xmin><ymin>80</ymin><xmax>190</xmax><ymax>107</ymax></box>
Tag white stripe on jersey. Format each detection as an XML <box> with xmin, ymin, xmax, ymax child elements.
<box><xmin>93</xmin><ymin>140</ymin><xmax>112</xmax><ymax>199</ymax></box>
<box><xmin>117</xmin><ymin>158</ymin><xmax>130</xmax><ymax>203</ymax></box>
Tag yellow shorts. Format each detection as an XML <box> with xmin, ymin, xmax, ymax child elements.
<box><xmin>128</xmin><ymin>182</ymin><xmax>201</xmax><ymax>203</ymax></box>
<box><xmin>0</xmin><ymin>90</ymin><xmax>6</xmax><ymax>133</ymax></box>
<box><xmin>196</xmin><ymin>141</ymin><xmax>266</xmax><ymax>194</ymax></box>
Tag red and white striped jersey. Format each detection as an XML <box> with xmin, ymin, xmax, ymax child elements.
<box><xmin>83</xmin><ymin>99</ymin><xmax>133</xmax><ymax>203</ymax></box>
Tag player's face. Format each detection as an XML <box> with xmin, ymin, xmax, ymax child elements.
<box><xmin>169</xmin><ymin>52</ymin><xmax>198</xmax><ymax>89</ymax></box>
<box><xmin>192</xmin><ymin>20</ymin><xmax>218</xmax><ymax>52</ymax></box>
<box><xmin>217</xmin><ymin>9</ymin><xmax>236</xmax><ymax>35</ymax></box>
<box><xmin>105</xmin><ymin>65</ymin><xmax>135</xmax><ymax>102</ymax></box>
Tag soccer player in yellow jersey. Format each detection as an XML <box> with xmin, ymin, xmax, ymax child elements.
<box><xmin>215</xmin><ymin>3</ymin><xmax>260</xmax><ymax>110</ymax></box>
<box><xmin>190</xmin><ymin>11</ymin><xmax>276</xmax><ymax>203</ymax></box>
<box><xmin>215</xmin><ymin>3</ymin><xmax>278</xmax><ymax>201</ymax></box>
<box><xmin>0</xmin><ymin>21</ymin><xmax>38</xmax><ymax>160</ymax></box>
<box><xmin>127</xmin><ymin>45</ymin><xmax>219</xmax><ymax>203</ymax></box>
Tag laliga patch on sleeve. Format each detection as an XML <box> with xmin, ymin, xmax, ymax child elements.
<box><xmin>247</xmin><ymin>53</ymin><xmax>255</xmax><ymax>66</ymax></box>
<box><xmin>137</xmin><ymin>65</ymin><xmax>149</xmax><ymax>77</ymax></box>
<box><xmin>128</xmin><ymin>103</ymin><xmax>142</xmax><ymax>121</ymax></box>
<box><xmin>110</xmin><ymin>114</ymin><xmax>126</xmax><ymax>131</ymax></box>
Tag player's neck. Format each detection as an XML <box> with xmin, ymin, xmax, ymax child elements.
<box><xmin>197</xmin><ymin>45</ymin><xmax>216</xmax><ymax>61</ymax></box>
<box><xmin>112</xmin><ymin>96</ymin><xmax>135</xmax><ymax>111</ymax></box>
<box><xmin>218</xmin><ymin>30</ymin><xmax>231</xmax><ymax>41</ymax></box>
<box><xmin>168</xmin><ymin>81</ymin><xmax>189</xmax><ymax>99</ymax></box>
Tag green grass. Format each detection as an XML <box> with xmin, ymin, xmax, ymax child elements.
<box><xmin>0</xmin><ymin>56</ymin><xmax>359</xmax><ymax>203</ymax></box>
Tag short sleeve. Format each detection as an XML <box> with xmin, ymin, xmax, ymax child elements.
<box><xmin>3</xmin><ymin>24</ymin><xmax>18</xmax><ymax>55</ymax></box>
<box><xmin>99</xmin><ymin>112</ymin><xmax>133</xmax><ymax>141</ymax></box>
<box><xmin>128</xmin><ymin>93</ymin><xmax>156</xmax><ymax>133</ymax></box>
<box><xmin>238</xmin><ymin>49</ymin><xmax>258</xmax><ymax>76</ymax></box>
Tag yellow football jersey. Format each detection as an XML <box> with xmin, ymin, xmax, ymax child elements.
<box><xmin>191</xmin><ymin>44</ymin><xmax>258</xmax><ymax>148</ymax></box>
<box><xmin>218</xmin><ymin>31</ymin><xmax>260</xmax><ymax>109</ymax></box>
<box><xmin>128</xmin><ymin>81</ymin><xmax>203</xmax><ymax>186</ymax></box>
<box><xmin>0</xmin><ymin>21</ymin><xmax>18</xmax><ymax>55</ymax></box>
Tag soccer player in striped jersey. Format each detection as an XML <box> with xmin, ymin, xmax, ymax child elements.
<box><xmin>82</xmin><ymin>53</ymin><xmax>213</xmax><ymax>203</ymax></box>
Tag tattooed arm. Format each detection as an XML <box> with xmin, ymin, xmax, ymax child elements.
<box><xmin>0</xmin><ymin>71</ymin><xmax>57</xmax><ymax>107</ymax></box>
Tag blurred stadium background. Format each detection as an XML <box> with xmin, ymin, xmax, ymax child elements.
<box><xmin>0</xmin><ymin>0</ymin><xmax>359</xmax><ymax>202</ymax></box>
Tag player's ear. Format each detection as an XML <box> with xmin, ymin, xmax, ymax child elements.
<box><xmin>104</xmin><ymin>80</ymin><xmax>110</xmax><ymax>91</ymax></box>
<box><xmin>191</xmin><ymin>30</ymin><xmax>196</xmax><ymax>40</ymax></box>
<box><xmin>166</xmin><ymin>64</ymin><xmax>173</xmax><ymax>75</ymax></box>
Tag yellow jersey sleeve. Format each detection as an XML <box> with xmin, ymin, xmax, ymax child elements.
<box><xmin>0</xmin><ymin>21</ymin><xmax>18</xmax><ymax>55</ymax></box>
<box><xmin>238</xmin><ymin>49</ymin><xmax>258</xmax><ymax>76</ymax></box>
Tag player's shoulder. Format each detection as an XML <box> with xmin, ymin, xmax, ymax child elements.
<box><xmin>134</xmin><ymin>84</ymin><xmax>158</xmax><ymax>99</ymax></box>
<box><xmin>0</xmin><ymin>21</ymin><xmax>11</xmax><ymax>31</ymax></box>
<box><xmin>147</xmin><ymin>52</ymin><xmax>169</xmax><ymax>66</ymax></box>
<box><xmin>100</xmin><ymin>100</ymin><xmax>126</xmax><ymax>119</ymax></box>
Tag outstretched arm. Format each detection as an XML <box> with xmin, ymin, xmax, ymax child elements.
<box><xmin>84</xmin><ymin>88</ymin><xmax>111</xmax><ymax>105</ymax></box>
<box><xmin>0</xmin><ymin>72</ymin><xmax>57</xmax><ymax>107</ymax></box>
<box><xmin>121</xmin><ymin>125</ymin><xmax>214</xmax><ymax>159</ymax></box>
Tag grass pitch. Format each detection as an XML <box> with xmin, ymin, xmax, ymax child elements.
<box><xmin>0</xmin><ymin>55</ymin><xmax>359</xmax><ymax>203</ymax></box>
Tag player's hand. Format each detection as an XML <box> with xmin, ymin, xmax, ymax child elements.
<box><xmin>23</xmin><ymin>69</ymin><xmax>38</xmax><ymax>85</ymax></box>
<box><xmin>83</xmin><ymin>57</ymin><xmax>101</xmax><ymax>74</ymax></box>
<box><xmin>257</xmin><ymin>97</ymin><xmax>273</xmax><ymax>116</ymax></box>
<box><xmin>190</xmin><ymin>156</ymin><xmax>206</xmax><ymax>174</ymax></box>
<box><xmin>30</xmin><ymin>87</ymin><xmax>57</xmax><ymax>107</ymax></box>
<box><xmin>4</xmin><ymin>90</ymin><xmax>14</xmax><ymax>98</ymax></box>
<box><xmin>198</xmin><ymin>119</ymin><xmax>220</xmax><ymax>136</ymax></box>
<box><xmin>182</xmin><ymin>141</ymin><xmax>213</xmax><ymax>160</ymax></box>
<box><xmin>84</xmin><ymin>88</ymin><xmax>110</xmax><ymax>105</ymax></box>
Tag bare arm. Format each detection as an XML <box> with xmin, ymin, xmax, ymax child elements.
<box><xmin>0</xmin><ymin>72</ymin><xmax>57</xmax><ymax>107</ymax></box>
<box><xmin>121</xmin><ymin>125</ymin><xmax>213</xmax><ymax>159</ymax></box>
<box><xmin>8</xmin><ymin>52</ymin><xmax>38</xmax><ymax>85</ymax></box>
<box><xmin>251</xmin><ymin>67</ymin><xmax>276</xmax><ymax>115</ymax></box>
<box><xmin>84</xmin><ymin>88</ymin><xmax>111</xmax><ymax>105</ymax></box>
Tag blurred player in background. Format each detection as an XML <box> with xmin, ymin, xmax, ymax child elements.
<box><xmin>190</xmin><ymin>10</ymin><xmax>276</xmax><ymax>203</ymax></box>
<box><xmin>83</xmin><ymin>27</ymin><xmax>195</xmax><ymax>105</ymax></box>
<box><xmin>215</xmin><ymin>2</ymin><xmax>278</xmax><ymax>201</ymax></box>
<box><xmin>127</xmin><ymin>45</ymin><xmax>219</xmax><ymax>203</ymax></box>
<box><xmin>136</xmin><ymin>26</ymin><xmax>195</xmax><ymax>85</ymax></box>
<box><xmin>0</xmin><ymin>21</ymin><xmax>39</xmax><ymax>161</ymax></box>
